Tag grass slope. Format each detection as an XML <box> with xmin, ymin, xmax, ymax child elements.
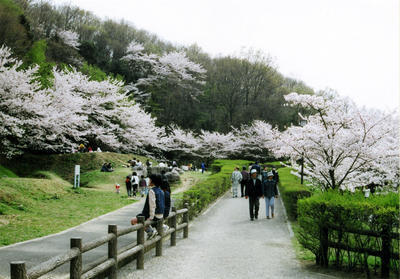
<box><xmin>0</xmin><ymin>152</ymin><xmax>154</xmax><ymax>182</ymax></box>
<box><xmin>0</xmin><ymin>173</ymin><xmax>134</xmax><ymax>246</ymax></box>
<box><xmin>0</xmin><ymin>152</ymin><xmax>156</xmax><ymax>246</ymax></box>
<box><xmin>0</xmin><ymin>165</ymin><xmax>18</xmax><ymax>178</ymax></box>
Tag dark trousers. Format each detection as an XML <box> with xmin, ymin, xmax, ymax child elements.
<box><xmin>126</xmin><ymin>185</ymin><xmax>132</xmax><ymax>196</ymax></box>
<box><xmin>240</xmin><ymin>183</ymin><xmax>246</xmax><ymax>197</ymax></box>
<box><xmin>248</xmin><ymin>196</ymin><xmax>260</xmax><ymax>219</ymax></box>
<box><xmin>132</xmin><ymin>184</ymin><xmax>138</xmax><ymax>196</ymax></box>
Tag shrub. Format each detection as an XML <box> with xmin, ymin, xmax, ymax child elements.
<box><xmin>277</xmin><ymin>167</ymin><xmax>311</xmax><ymax>220</ymax></box>
<box><xmin>297</xmin><ymin>191</ymin><xmax>399</xmax><ymax>276</ymax></box>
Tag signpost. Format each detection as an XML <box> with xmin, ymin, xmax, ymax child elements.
<box><xmin>74</xmin><ymin>165</ymin><xmax>80</xmax><ymax>188</ymax></box>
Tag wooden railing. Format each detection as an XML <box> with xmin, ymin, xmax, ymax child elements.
<box><xmin>318</xmin><ymin>223</ymin><xmax>400</xmax><ymax>278</ymax></box>
<box><xmin>10</xmin><ymin>205</ymin><xmax>189</xmax><ymax>279</ymax></box>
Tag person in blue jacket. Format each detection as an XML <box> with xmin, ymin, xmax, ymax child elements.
<box><xmin>262</xmin><ymin>171</ymin><xmax>279</xmax><ymax>219</ymax></box>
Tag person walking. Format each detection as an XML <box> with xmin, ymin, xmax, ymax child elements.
<box><xmin>131</xmin><ymin>174</ymin><xmax>165</xmax><ymax>239</ymax></box>
<box><xmin>272</xmin><ymin>167</ymin><xmax>280</xmax><ymax>184</ymax></box>
<box><xmin>231</xmin><ymin>167</ymin><xmax>242</xmax><ymax>198</ymax></box>
<box><xmin>262</xmin><ymin>171</ymin><xmax>279</xmax><ymax>219</ymax></box>
<box><xmin>240</xmin><ymin>166</ymin><xmax>249</xmax><ymax>197</ymax></box>
<box><xmin>125</xmin><ymin>176</ymin><xmax>132</xmax><ymax>197</ymax></box>
<box><xmin>131</xmin><ymin>172</ymin><xmax>139</xmax><ymax>197</ymax></box>
<box><xmin>245</xmin><ymin>169</ymin><xmax>263</xmax><ymax>221</ymax></box>
<box><xmin>201</xmin><ymin>162</ymin><xmax>206</xmax><ymax>174</ymax></box>
<box><xmin>250</xmin><ymin>161</ymin><xmax>262</xmax><ymax>181</ymax></box>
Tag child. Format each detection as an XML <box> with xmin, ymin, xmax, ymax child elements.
<box><xmin>115</xmin><ymin>183</ymin><xmax>120</xmax><ymax>194</ymax></box>
<box><xmin>139</xmin><ymin>175</ymin><xmax>147</xmax><ymax>197</ymax></box>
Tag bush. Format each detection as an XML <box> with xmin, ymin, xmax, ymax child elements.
<box><xmin>277</xmin><ymin>167</ymin><xmax>311</xmax><ymax>220</ymax></box>
<box><xmin>297</xmin><ymin>191</ymin><xmax>399</xmax><ymax>275</ymax></box>
<box><xmin>175</xmin><ymin>159</ymin><xmax>250</xmax><ymax>219</ymax></box>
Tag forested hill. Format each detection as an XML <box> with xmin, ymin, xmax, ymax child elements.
<box><xmin>1</xmin><ymin>0</ymin><xmax>314</xmax><ymax>132</ymax></box>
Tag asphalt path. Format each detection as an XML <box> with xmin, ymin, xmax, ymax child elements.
<box><xmin>118</xmin><ymin>193</ymin><xmax>342</xmax><ymax>279</ymax></box>
<box><xmin>0</xmin><ymin>197</ymin><xmax>144</xmax><ymax>279</ymax></box>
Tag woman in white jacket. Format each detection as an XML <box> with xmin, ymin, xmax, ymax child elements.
<box><xmin>231</xmin><ymin>167</ymin><xmax>242</xmax><ymax>198</ymax></box>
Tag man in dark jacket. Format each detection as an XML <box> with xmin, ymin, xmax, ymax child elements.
<box><xmin>262</xmin><ymin>171</ymin><xmax>279</xmax><ymax>219</ymax></box>
<box><xmin>131</xmin><ymin>174</ymin><xmax>165</xmax><ymax>239</ymax></box>
<box><xmin>240</xmin><ymin>166</ymin><xmax>249</xmax><ymax>197</ymax></box>
<box><xmin>245</xmin><ymin>169</ymin><xmax>263</xmax><ymax>221</ymax></box>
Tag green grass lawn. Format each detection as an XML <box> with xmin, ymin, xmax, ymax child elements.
<box><xmin>0</xmin><ymin>174</ymin><xmax>134</xmax><ymax>246</ymax></box>
<box><xmin>80</xmin><ymin>167</ymin><xmax>133</xmax><ymax>191</ymax></box>
<box><xmin>0</xmin><ymin>154</ymin><xmax>148</xmax><ymax>246</ymax></box>
<box><xmin>0</xmin><ymin>165</ymin><xmax>18</xmax><ymax>178</ymax></box>
<box><xmin>171</xmin><ymin>171</ymin><xmax>211</xmax><ymax>193</ymax></box>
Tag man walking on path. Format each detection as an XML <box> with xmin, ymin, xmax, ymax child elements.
<box><xmin>262</xmin><ymin>171</ymin><xmax>279</xmax><ymax>219</ymax></box>
<box><xmin>245</xmin><ymin>169</ymin><xmax>263</xmax><ymax>221</ymax></box>
<box><xmin>240</xmin><ymin>166</ymin><xmax>249</xmax><ymax>197</ymax></box>
<box><xmin>231</xmin><ymin>167</ymin><xmax>242</xmax><ymax>198</ymax></box>
<box><xmin>250</xmin><ymin>161</ymin><xmax>262</xmax><ymax>181</ymax></box>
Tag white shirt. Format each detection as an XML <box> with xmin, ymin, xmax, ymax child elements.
<box><xmin>132</xmin><ymin>175</ymin><xmax>139</xmax><ymax>185</ymax></box>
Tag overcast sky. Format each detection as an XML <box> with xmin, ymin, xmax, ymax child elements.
<box><xmin>53</xmin><ymin>0</ymin><xmax>399</xmax><ymax>111</ymax></box>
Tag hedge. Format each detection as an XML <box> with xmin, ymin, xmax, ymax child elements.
<box><xmin>277</xmin><ymin>166</ymin><xmax>311</xmax><ymax>220</ymax></box>
<box><xmin>297</xmin><ymin>191</ymin><xmax>399</xmax><ymax>277</ymax></box>
<box><xmin>175</xmin><ymin>159</ymin><xmax>250</xmax><ymax>219</ymax></box>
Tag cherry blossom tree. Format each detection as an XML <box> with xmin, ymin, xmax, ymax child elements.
<box><xmin>233</xmin><ymin>120</ymin><xmax>277</xmax><ymax>160</ymax></box>
<box><xmin>276</xmin><ymin>92</ymin><xmax>399</xmax><ymax>191</ymax></box>
<box><xmin>0</xmin><ymin>45</ymin><xmax>51</xmax><ymax>157</ymax></box>
<box><xmin>0</xmin><ymin>45</ymin><xmax>167</xmax><ymax>156</ymax></box>
<box><xmin>57</xmin><ymin>30</ymin><xmax>80</xmax><ymax>49</ymax></box>
<box><xmin>165</xmin><ymin>125</ymin><xmax>201</xmax><ymax>157</ymax></box>
<box><xmin>121</xmin><ymin>41</ymin><xmax>206</xmax><ymax>103</ymax></box>
<box><xmin>197</xmin><ymin>130</ymin><xmax>239</xmax><ymax>159</ymax></box>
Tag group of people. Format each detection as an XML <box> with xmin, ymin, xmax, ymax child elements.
<box><xmin>231</xmin><ymin>162</ymin><xmax>279</xmax><ymax>221</ymax></box>
<box><xmin>125</xmin><ymin>172</ymin><xmax>149</xmax><ymax>197</ymax></box>
<box><xmin>128</xmin><ymin>158</ymin><xmax>152</xmax><ymax>169</ymax></box>
<box><xmin>130</xmin><ymin>173</ymin><xmax>172</xmax><ymax>239</ymax></box>
<box><xmin>100</xmin><ymin>162</ymin><xmax>114</xmax><ymax>172</ymax></box>
<box><xmin>77</xmin><ymin>143</ymin><xmax>101</xmax><ymax>153</ymax></box>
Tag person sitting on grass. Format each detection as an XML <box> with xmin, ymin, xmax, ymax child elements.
<box><xmin>106</xmin><ymin>163</ymin><xmax>113</xmax><ymax>172</ymax></box>
<box><xmin>101</xmin><ymin>163</ymin><xmax>108</xmax><ymax>172</ymax></box>
<box><xmin>130</xmin><ymin>174</ymin><xmax>165</xmax><ymax>239</ymax></box>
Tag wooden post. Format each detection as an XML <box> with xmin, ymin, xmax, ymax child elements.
<box><xmin>155</xmin><ymin>219</ymin><xmax>163</xmax><ymax>256</ymax></box>
<box><xmin>136</xmin><ymin>216</ymin><xmax>145</xmax><ymax>270</ymax></box>
<box><xmin>381</xmin><ymin>226</ymin><xmax>391</xmax><ymax>278</ymax></box>
<box><xmin>108</xmin><ymin>224</ymin><xmax>118</xmax><ymax>279</ymax></box>
<box><xmin>183</xmin><ymin>203</ymin><xmax>189</xmax><ymax>238</ymax></box>
<box><xmin>10</xmin><ymin>262</ymin><xmax>27</xmax><ymax>279</ymax></box>
<box><xmin>170</xmin><ymin>207</ymin><xmax>177</xmax><ymax>246</ymax></box>
<box><xmin>319</xmin><ymin>226</ymin><xmax>329</xmax><ymax>267</ymax></box>
<box><xmin>70</xmin><ymin>238</ymin><xmax>82</xmax><ymax>279</ymax></box>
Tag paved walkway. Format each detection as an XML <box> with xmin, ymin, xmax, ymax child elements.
<box><xmin>0</xmin><ymin>198</ymin><xmax>145</xmax><ymax>279</ymax></box>
<box><xmin>118</xmin><ymin>193</ymin><xmax>340</xmax><ymax>279</ymax></box>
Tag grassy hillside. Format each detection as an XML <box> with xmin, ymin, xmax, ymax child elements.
<box><xmin>0</xmin><ymin>152</ymin><xmax>154</xmax><ymax>182</ymax></box>
<box><xmin>0</xmin><ymin>152</ymin><xmax>156</xmax><ymax>246</ymax></box>
<box><xmin>0</xmin><ymin>165</ymin><xmax>18</xmax><ymax>178</ymax></box>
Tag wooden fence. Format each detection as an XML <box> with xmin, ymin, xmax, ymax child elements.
<box><xmin>318</xmin><ymin>223</ymin><xmax>400</xmax><ymax>278</ymax></box>
<box><xmin>10</xmin><ymin>205</ymin><xmax>189</xmax><ymax>279</ymax></box>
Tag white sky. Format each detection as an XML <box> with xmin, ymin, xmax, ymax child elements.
<box><xmin>53</xmin><ymin>0</ymin><xmax>399</xmax><ymax>111</ymax></box>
